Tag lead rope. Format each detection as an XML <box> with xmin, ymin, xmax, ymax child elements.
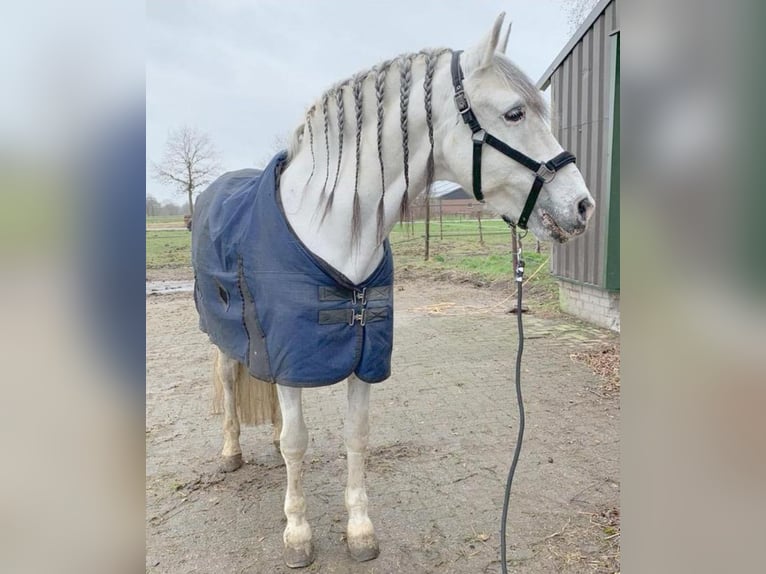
<box><xmin>500</xmin><ymin>217</ymin><xmax>527</xmax><ymax>574</ymax></box>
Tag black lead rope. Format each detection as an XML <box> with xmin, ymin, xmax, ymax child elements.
<box><xmin>450</xmin><ymin>49</ymin><xmax>576</xmax><ymax>571</ymax></box>
<box><xmin>500</xmin><ymin>216</ymin><xmax>526</xmax><ymax>574</ymax></box>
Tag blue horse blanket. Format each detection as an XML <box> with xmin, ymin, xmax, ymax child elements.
<box><xmin>191</xmin><ymin>152</ymin><xmax>394</xmax><ymax>387</ymax></box>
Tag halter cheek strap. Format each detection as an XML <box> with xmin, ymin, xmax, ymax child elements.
<box><xmin>451</xmin><ymin>50</ymin><xmax>576</xmax><ymax>229</ymax></box>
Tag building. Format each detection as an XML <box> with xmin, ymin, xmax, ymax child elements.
<box><xmin>429</xmin><ymin>181</ymin><xmax>476</xmax><ymax>217</ymax></box>
<box><xmin>407</xmin><ymin>180</ymin><xmax>480</xmax><ymax>220</ymax></box>
<box><xmin>537</xmin><ymin>0</ymin><xmax>620</xmax><ymax>331</ymax></box>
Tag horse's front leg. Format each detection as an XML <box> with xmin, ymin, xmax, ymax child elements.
<box><xmin>277</xmin><ymin>384</ymin><xmax>314</xmax><ymax>568</ymax></box>
<box><xmin>345</xmin><ymin>375</ymin><xmax>379</xmax><ymax>561</ymax></box>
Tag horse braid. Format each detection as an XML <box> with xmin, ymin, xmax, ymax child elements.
<box><xmin>305</xmin><ymin>105</ymin><xmax>316</xmax><ymax>184</ymax></box>
<box><xmin>352</xmin><ymin>73</ymin><xmax>365</xmax><ymax>243</ymax></box>
<box><xmin>424</xmin><ymin>51</ymin><xmax>437</xmax><ymax>195</ymax></box>
<box><xmin>374</xmin><ymin>62</ymin><xmax>389</xmax><ymax>243</ymax></box>
<box><xmin>320</xmin><ymin>93</ymin><xmax>331</xmax><ymax>201</ymax></box>
<box><xmin>322</xmin><ymin>85</ymin><xmax>346</xmax><ymax>221</ymax></box>
<box><xmin>399</xmin><ymin>54</ymin><xmax>413</xmax><ymax>220</ymax></box>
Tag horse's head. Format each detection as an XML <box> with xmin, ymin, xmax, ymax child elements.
<box><xmin>438</xmin><ymin>14</ymin><xmax>595</xmax><ymax>243</ymax></box>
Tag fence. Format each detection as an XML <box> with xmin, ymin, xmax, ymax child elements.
<box><xmin>399</xmin><ymin>197</ymin><xmax>539</xmax><ymax>259</ymax></box>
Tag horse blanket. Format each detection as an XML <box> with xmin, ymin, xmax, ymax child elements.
<box><xmin>191</xmin><ymin>151</ymin><xmax>394</xmax><ymax>387</ymax></box>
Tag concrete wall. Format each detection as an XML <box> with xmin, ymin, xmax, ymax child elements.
<box><xmin>559</xmin><ymin>279</ymin><xmax>620</xmax><ymax>332</ymax></box>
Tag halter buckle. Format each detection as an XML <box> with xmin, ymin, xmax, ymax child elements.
<box><xmin>536</xmin><ymin>163</ymin><xmax>556</xmax><ymax>183</ymax></box>
<box><xmin>454</xmin><ymin>89</ymin><xmax>471</xmax><ymax>114</ymax></box>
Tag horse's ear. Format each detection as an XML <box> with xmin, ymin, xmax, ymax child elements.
<box><xmin>481</xmin><ymin>13</ymin><xmax>505</xmax><ymax>66</ymax></box>
<box><xmin>464</xmin><ymin>12</ymin><xmax>505</xmax><ymax>73</ymax></box>
<box><xmin>499</xmin><ymin>21</ymin><xmax>512</xmax><ymax>54</ymax></box>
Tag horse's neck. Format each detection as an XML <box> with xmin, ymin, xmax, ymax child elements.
<box><xmin>279</xmin><ymin>52</ymin><xmax>453</xmax><ymax>285</ymax></box>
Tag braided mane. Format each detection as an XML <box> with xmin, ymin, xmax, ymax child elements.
<box><xmin>286</xmin><ymin>47</ymin><xmax>546</xmax><ymax>245</ymax></box>
<box><xmin>289</xmin><ymin>48</ymin><xmax>450</xmax><ymax>242</ymax></box>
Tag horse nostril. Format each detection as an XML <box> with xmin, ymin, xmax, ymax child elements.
<box><xmin>577</xmin><ymin>197</ymin><xmax>594</xmax><ymax>222</ymax></box>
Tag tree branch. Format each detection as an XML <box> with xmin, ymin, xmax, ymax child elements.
<box><xmin>151</xmin><ymin>125</ymin><xmax>221</xmax><ymax>203</ymax></box>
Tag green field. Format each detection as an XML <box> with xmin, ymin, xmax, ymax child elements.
<box><xmin>389</xmin><ymin>219</ymin><xmax>558</xmax><ymax>310</ymax></box>
<box><xmin>146</xmin><ymin>216</ymin><xmax>559</xmax><ymax>311</ymax></box>
<box><xmin>391</xmin><ymin>219</ymin><xmax>521</xmax><ymax>279</ymax></box>
<box><xmin>146</xmin><ymin>215</ymin><xmax>186</xmax><ymax>229</ymax></box>
<box><xmin>146</xmin><ymin>229</ymin><xmax>194</xmax><ymax>268</ymax></box>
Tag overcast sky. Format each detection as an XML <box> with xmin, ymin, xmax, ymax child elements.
<box><xmin>147</xmin><ymin>0</ymin><xmax>575</xmax><ymax>203</ymax></box>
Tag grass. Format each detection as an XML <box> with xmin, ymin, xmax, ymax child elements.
<box><xmin>145</xmin><ymin>216</ymin><xmax>560</xmax><ymax>312</ymax></box>
<box><xmin>146</xmin><ymin>215</ymin><xmax>187</xmax><ymax>230</ymax></box>
<box><xmin>146</xmin><ymin>230</ymin><xmax>193</xmax><ymax>268</ymax></box>
<box><xmin>389</xmin><ymin>219</ymin><xmax>560</xmax><ymax>312</ymax></box>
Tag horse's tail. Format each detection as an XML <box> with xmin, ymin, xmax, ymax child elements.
<box><xmin>212</xmin><ymin>355</ymin><xmax>281</xmax><ymax>427</ymax></box>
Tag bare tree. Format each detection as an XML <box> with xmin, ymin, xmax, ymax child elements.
<box><xmin>152</xmin><ymin>126</ymin><xmax>220</xmax><ymax>215</ymax></box>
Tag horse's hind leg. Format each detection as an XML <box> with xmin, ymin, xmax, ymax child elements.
<box><xmin>277</xmin><ymin>384</ymin><xmax>314</xmax><ymax>568</ymax></box>
<box><xmin>214</xmin><ymin>349</ymin><xmax>243</xmax><ymax>472</ymax></box>
<box><xmin>345</xmin><ymin>375</ymin><xmax>379</xmax><ymax>561</ymax></box>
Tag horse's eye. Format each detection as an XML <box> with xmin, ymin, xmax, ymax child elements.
<box><xmin>503</xmin><ymin>107</ymin><xmax>525</xmax><ymax>123</ymax></box>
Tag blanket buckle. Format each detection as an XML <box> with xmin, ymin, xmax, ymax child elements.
<box><xmin>353</xmin><ymin>288</ymin><xmax>367</xmax><ymax>306</ymax></box>
<box><xmin>349</xmin><ymin>308</ymin><xmax>367</xmax><ymax>327</ymax></box>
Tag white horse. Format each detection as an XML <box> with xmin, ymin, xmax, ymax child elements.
<box><xmin>200</xmin><ymin>13</ymin><xmax>594</xmax><ymax>568</ymax></box>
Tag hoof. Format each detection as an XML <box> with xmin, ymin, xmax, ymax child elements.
<box><xmin>284</xmin><ymin>543</ymin><xmax>314</xmax><ymax>568</ymax></box>
<box><xmin>219</xmin><ymin>453</ymin><xmax>242</xmax><ymax>473</ymax></box>
<box><xmin>347</xmin><ymin>537</ymin><xmax>380</xmax><ymax>562</ymax></box>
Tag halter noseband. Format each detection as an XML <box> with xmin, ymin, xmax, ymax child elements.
<box><xmin>450</xmin><ymin>50</ymin><xmax>576</xmax><ymax>230</ymax></box>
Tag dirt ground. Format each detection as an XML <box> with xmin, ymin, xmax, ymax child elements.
<box><xmin>146</xmin><ymin>277</ymin><xmax>619</xmax><ymax>574</ymax></box>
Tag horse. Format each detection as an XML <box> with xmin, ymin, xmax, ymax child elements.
<box><xmin>191</xmin><ymin>13</ymin><xmax>595</xmax><ymax>568</ymax></box>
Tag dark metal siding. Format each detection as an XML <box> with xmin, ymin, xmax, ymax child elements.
<box><xmin>548</xmin><ymin>0</ymin><xmax>619</xmax><ymax>288</ymax></box>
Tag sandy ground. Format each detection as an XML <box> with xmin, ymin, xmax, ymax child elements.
<box><xmin>146</xmin><ymin>279</ymin><xmax>619</xmax><ymax>573</ymax></box>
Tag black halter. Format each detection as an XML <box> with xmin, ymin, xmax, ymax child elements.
<box><xmin>450</xmin><ymin>50</ymin><xmax>576</xmax><ymax>230</ymax></box>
